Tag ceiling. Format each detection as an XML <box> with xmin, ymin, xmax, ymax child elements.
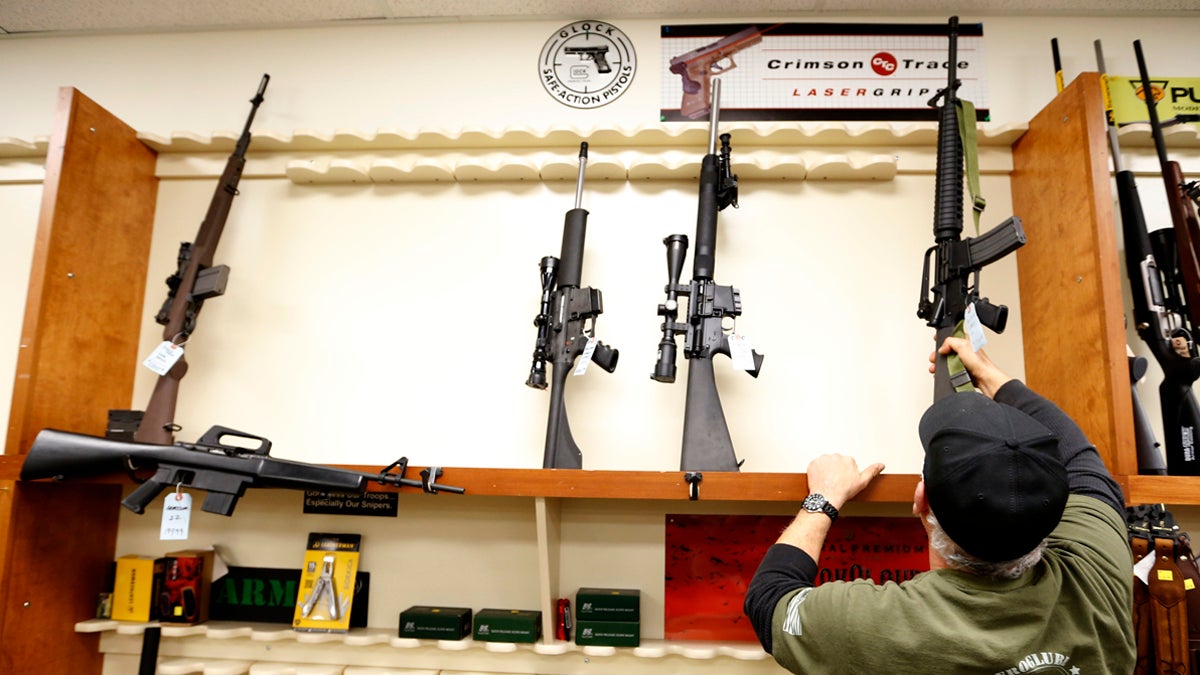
<box><xmin>1</xmin><ymin>0</ymin><xmax>1196</xmax><ymax>36</ymax></box>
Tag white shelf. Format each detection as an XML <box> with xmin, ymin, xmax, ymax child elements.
<box><xmin>79</xmin><ymin>619</ymin><xmax>775</xmax><ymax>675</ymax></box>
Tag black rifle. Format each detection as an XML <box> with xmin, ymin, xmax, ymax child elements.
<box><xmin>1131</xmin><ymin>40</ymin><xmax>1200</xmax><ymax>475</ymax></box>
<box><xmin>124</xmin><ymin>74</ymin><xmax>270</xmax><ymax>446</ymax></box>
<box><xmin>20</xmin><ymin>426</ymin><xmax>464</xmax><ymax>517</ymax></box>
<box><xmin>525</xmin><ymin>142</ymin><xmax>618</xmax><ymax>469</ymax></box>
<box><xmin>916</xmin><ymin>17</ymin><xmax>1025</xmax><ymax>401</ymax></box>
<box><xmin>1095</xmin><ymin>40</ymin><xmax>1171</xmax><ymax>475</ymax></box>
<box><xmin>652</xmin><ymin>78</ymin><xmax>763</xmax><ymax>472</ymax></box>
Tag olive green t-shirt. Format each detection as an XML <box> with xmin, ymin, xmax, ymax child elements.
<box><xmin>770</xmin><ymin>494</ymin><xmax>1134</xmax><ymax>674</ymax></box>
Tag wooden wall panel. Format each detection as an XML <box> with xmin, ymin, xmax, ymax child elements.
<box><xmin>1011</xmin><ymin>73</ymin><xmax>1135</xmax><ymax>476</ymax></box>
<box><xmin>5</xmin><ymin>87</ymin><xmax>158</xmax><ymax>455</ymax></box>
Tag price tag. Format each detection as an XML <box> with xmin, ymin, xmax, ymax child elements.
<box><xmin>160</xmin><ymin>490</ymin><xmax>192</xmax><ymax>540</ymax></box>
<box><xmin>963</xmin><ymin>304</ymin><xmax>987</xmax><ymax>351</ymax></box>
<box><xmin>143</xmin><ymin>341</ymin><xmax>184</xmax><ymax>376</ymax></box>
<box><xmin>729</xmin><ymin>334</ymin><xmax>756</xmax><ymax>371</ymax></box>
<box><xmin>573</xmin><ymin>336</ymin><xmax>596</xmax><ymax>376</ymax></box>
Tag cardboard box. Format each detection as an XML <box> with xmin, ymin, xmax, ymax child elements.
<box><xmin>111</xmin><ymin>555</ymin><xmax>163</xmax><ymax>622</ymax></box>
<box><xmin>473</xmin><ymin>608</ymin><xmax>542</xmax><ymax>643</ymax></box>
<box><xmin>157</xmin><ymin>549</ymin><xmax>214</xmax><ymax>624</ymax></box>
<box><xmin>399</xmin><ymin>605</ymin><xmax>472</xmax><ymax>640</ymax></box>
<box><xmin>576</xmin><ymin>587</ymin><xmax>640</xmax><ymax>622</ymax></box>
<box><xmin>575</xmin><ymin>619</ymin><xmax>640</xmax><ymax>647</ymax></box>
<box><xmin>293</xmin><ymin>533</ymin><xmax>362</xmax><ymax>633</ymax></box>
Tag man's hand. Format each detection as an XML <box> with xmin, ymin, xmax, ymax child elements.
<box><xmin>928</xmin><ymin>335</ymin><xmax>1014</xmax><ymax>399</ymax></box>
<box><xmin>775</xmin><ymin>454</ymin><xmax>884</xmax><ymax>562</ymax></box>
<box><xmin>806</xmin><ymin>453</ymin><xmax>885</xmax><ymax>511</ymax></box>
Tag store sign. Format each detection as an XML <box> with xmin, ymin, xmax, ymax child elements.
<box><xmin>1107</xmin><ymin>75</ymin><xmax>1200</xmax><ymax>127</ymax></box>
<box><xmin>664</xmin><ymin>514</ymin><xmax>928</xmax><ymax>642</ymax></box>
<box><xmin>660</xmin><ymin>22</ymin><xmax>990</xmax><ymax>122</ymax></box>
<box><xmin>539</xmin><ymin>20</ymin><xmax>637</xmax><ymax>109</ymax></box>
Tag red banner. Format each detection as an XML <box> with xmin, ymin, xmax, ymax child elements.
<box><xmin>665</xmin><ymin>514</ymin><xmax>929</xmax><ymax>642</ymax></box>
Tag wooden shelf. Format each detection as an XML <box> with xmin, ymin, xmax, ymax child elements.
<box><xmin>1</xmin><ymin>454</ymin><xmax>919</xmax><ymax>503</ymax></box>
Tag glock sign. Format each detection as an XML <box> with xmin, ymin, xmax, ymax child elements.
<box><xmin>540</xmin><ymin>20</ymin><xmax>637</xmax><ymax>109</ymax></box>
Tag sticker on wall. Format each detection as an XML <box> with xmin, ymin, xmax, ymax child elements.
<box><xmin>539</xmin><ymin>20</ymin><xmax>637</xmax><ymax>109</ymax></box>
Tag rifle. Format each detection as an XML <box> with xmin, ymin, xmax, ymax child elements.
<box><xmin>20</xmin><ymin>426</ymin><xmax>464</xmax><ymax>517</ymax></box>
<box><xmin>652</xmin><ymin>78</ymin><xmax>763</xmax><ymax>472</ymax></box>
<box><xmin>916</xmin><ymin>17</ymin><xmax>1025</xmax><ymax>401</ymax></box>
<box><xmin>1131</xmin><ymin>40</ymin><xmax>1200</xmax><ymax>475</ymax></box>
<box><xmin>1095</xmin><ymin>40</ymin><xmax>1171</xmax><ymax>475</ymax></box>
<box><xmin>668</xmin><ymin>25</ymin><xmax>776</xmax><ymax>120</ymax></box>
<box><xmin>524</xmin><ymin>142</ymin><xmax>618</xmax><ymax>469</ymax></box>
<box><xmin>126</xmin><ymin>74</ymin><xmax>270</xmax><ymax>446</ymax></box>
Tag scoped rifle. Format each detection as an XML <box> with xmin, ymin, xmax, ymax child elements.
<box><xmin>124</xmin><ymin>74</ymin><xmax>270</xmax><ymax>446</ymax></box>
<box><xmin>652</xmin><ymin>79</ymin><xmax>763</xmax><ymax>472</ymax></box>
<box><xmin>1130</xmin><ymin>40</ymin><xmax>1200</xmax><ymax>475</ymax></box>
<box><xmin>20</xmin><ymin>426</ymin><xmax>464</xmax><ymax>517</ymax></box>
<box><xmin>525</xmin><ymin>142</ymin><xmax>618</xmax><ymax>469</ymax></box>
<box><xmin>668</xmin><ymin>25</ymin><xmax>775</xmax><ymax>120</ymax></box>
<box><xmin>916</xmin><ymin>17</ymin><xmax>1025</xmax><ymax>401</ymax></box>
<box><xmin>1094</xmin><ymin>40</ymin><xmax>1171</xmax><ymax>475</ymax></box>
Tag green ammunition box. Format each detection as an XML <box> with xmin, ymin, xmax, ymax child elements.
<box><xmin>472</xmin><ymin>608</ymin><xmax>542</xmax><ymax>643</ymax></box>
<box><xmin>398</xmin><ymin>605</ymin><xmax>472</xmax><ymax>640</ymax></box>
<box><xmin>575</xmin><ymin>587</ymin><xmax>640</xmax><ymax>622</ymax></box>
<box><xmin>574</xmin><ymin>619</ymin><xmax>640</xmax><ymax>647</ymax></box>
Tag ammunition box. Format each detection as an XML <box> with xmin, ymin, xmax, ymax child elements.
<box><xmin>472</xmin><ymin>608</ymin><xmax>542</xmax><ymax>643</ymax></box>
<box><xmin>575</xmin><ymin>587</ymin><xmax>640</xmax><ymax>622</ymax></box>
<box><xmin>112</xmin><ymin>555</ymin><xmax>164</xmax><ymax>622</ymax></box>
<box><xmin>399</xmin><ymin>605</ymin><xmax>472</xmax><ymax>640</ymax></box>
<box><xmin>575</xmin><ymin>619</ymin><xmax>641</xmax><ymax>647</ymax></box>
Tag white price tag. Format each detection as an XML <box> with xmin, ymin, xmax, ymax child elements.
<box><xmin>964</xmin><ymin>303</ymin><xmax>987</xmax><ymax>351</ymax></box>
<box><xmin>160</xmin><ymin>490</ymin><xmax>192</xmax><ymax>540</ymax></box>
<box><xmin>573</xmin><ymin>336</ymin><xmax>596</xmax><ymax>376</ymax></box>
<box><xmin>143</xmin><ymin>341</ymin><xmax>184</xmax><ymax>376</ymax></box>
<box><xmin>1133</xmin><ymin>549</ymin><xmax>1156</xmax><ymax>586</ymax></box>
<box><xmin>729</xmin><ymin>334</ymin><xmax>756</xmax><ymax>371</ymax></box>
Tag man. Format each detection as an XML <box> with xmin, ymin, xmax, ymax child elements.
<box><xmin>743</xmin><ymin>336</ymin><xmax>1135</xmax><ymax>673</ymax></box>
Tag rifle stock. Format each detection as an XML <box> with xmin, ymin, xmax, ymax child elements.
<box><xmin>132</xmin><ymin>74</ymin><xmax>269</xmax><ymax>446</ymax></box>
<box><xmin>21</xmin><ymin>426</ymin><xmax>463</xmax><ymax>516</ymax></box>
<box><xmin>526</xmin><ymin>142</ymin><xmax>618</xmax><ymax>469</ymax></box>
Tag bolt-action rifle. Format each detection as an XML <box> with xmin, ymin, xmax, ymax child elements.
<box><xmin>916</xmin><ymin>17</ymin><xmax>1025</xmax><ymax>401</ymax></box>
<box><xmin>525</xmin><ymin>142</ymin><xmax>618</xmax><ymax>469</ymax></box>
<box><xmin>1130</xmin><ymin>40</ymin><xmax>1200</xmax><ymax>475</ymax></box>
<box><xmin>1093</xmin><ymin>40</ymin><xmax>1171</xmax><ymax>475</ymax></box>
<box><xmin>20</xmin><ymin>426</ymin><xmax>464</xmax><ymax>517</ymax></box>
<box><xmin>652</xmin><ymin>79</ymin><xmax>763</xmax><ymax>472</ymax></box>
<box><xmin>123</xmin><ymin>74</ymin><xmax>270</xmax><ymax>446</ymax></box>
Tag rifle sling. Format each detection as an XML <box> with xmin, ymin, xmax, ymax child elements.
<box><xmin>1149</xmin><ymin>537</ymin><xmax>1190</xmax><ymax>675</ymax></box>
<box><xmin>947</xmin><ymin>321</ymin><xmax>975</xmax><ymax>393</ymax></box>
<box><xmin>955</xmin><ymin>99</ymin><xmax>986</xmax><ymax>235</ymax></box>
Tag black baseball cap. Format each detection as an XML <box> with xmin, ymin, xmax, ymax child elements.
<box><xmin>919</xmin><ymin>392</ymin><xmax>1068</xmax><ymax>563</ymax></box>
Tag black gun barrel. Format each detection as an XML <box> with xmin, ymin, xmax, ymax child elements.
<box><xmin>693</xmin><ymin>79</ymin><xmax>723</xmax><ymax>282</ymax></box>
<box><xmin>558</xmin><ymin>142</ymin><xmax>590</xmax><ymax>289</ymax></box>
<box><xmin>932</xmin><ymin>17</ymin><xmax>963</xmax><ymax>245</ymax></box>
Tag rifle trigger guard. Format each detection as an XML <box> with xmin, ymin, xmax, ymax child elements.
<box><xmin>685</xmin><ymin>471</ymin><xmax>703</xmax><ymax>500</ymax></box>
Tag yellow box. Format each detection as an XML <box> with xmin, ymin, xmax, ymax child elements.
<box><xmin>293</xmin><ymin>533</ymin><xmax>361</xmax><ymax>633</ymax></box>
<box><xmin>112</xmin><ymin>555</ymin><xmax>162</xmax><ymax>622</ymax></box>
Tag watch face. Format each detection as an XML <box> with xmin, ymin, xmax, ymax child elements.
<box><xmin>803</xmin><ymin>494</ymin><xmax>825</xmax><ymax>512</ymax></box>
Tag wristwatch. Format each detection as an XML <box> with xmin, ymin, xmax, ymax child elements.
<box><xmin>802</xmin><ymin>493</ymin><xmax>839</xmax><ymax>521</ymax></box>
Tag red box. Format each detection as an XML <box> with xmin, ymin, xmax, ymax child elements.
<box><xmin>156</xmin><ymin>549</ymin><xmax>215</xmax><ymax>624</ymax></box>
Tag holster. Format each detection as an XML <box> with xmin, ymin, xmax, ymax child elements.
<box><xmin>1150</xmin><ymin>537</ymin><xmax>1190</xmax><ymax>674</ymax></box>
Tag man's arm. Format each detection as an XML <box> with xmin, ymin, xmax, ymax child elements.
<box><xmin>743</xmin><ymin>455</ymin><xmax>883</xmax><ymax>652</ymax></box>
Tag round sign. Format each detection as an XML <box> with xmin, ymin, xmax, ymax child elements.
<box><xmin>539</xmin><ymin>21</ymin><xmax>637</xmax><ymax>109</ymax></box>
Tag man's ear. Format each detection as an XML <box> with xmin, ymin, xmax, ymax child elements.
<box><xmin>912</xmin><ymin>480</ymin><xmax>929</xmax><ymax>518</ymax></box>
